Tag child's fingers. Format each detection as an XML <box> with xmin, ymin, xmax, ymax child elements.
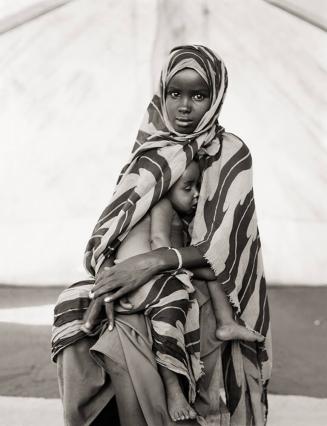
<box><xmin>104</xmin><ymin>300</ymin><xmax>114</xmax><ymax>331</ymax></box>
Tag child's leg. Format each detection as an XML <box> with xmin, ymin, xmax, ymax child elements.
<box><xmin>207</xmin><ymin>281</ymin><xmax>264</xmax><ymax>342</ymax></box>
<box><xmin>145</xmin><ymin>275</ymin><xmax>199</xmax><ymax>422</ymax></box>
<box><xmin>157</xmin><ymin>365</ymin><xmax>196</xmax><ymax>422</ymax></box>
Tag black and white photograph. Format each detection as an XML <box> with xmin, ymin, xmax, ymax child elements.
<box><xmin>0</xmin><ymin>1</ymin><xmax>326</xmax><ymax>425</ymax></box>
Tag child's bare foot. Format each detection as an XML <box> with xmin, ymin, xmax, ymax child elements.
<box><xmin>165</xmin><ymin>379</ymin><xmax>197</xmax><ymax>422</ymax></box>
<box><xmin>159</xmin><ymin>365</ymin><xmax>197</xmax><ymax>422</ymax></box>
<box><xmin>216</xmin><ymin>322</ymin><xmax>264</xmax><ymax>342</ymax></box>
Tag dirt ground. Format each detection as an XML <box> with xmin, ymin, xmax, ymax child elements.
<box><xmin>0</xmin><ymin>285</ymin><xmax>326</xmax><ymax>398</ymax></box>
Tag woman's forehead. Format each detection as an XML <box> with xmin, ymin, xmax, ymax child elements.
<box><xmin>166</xmin><ymin>57</ymin><xmax>209</xmax><ymax>86</ymax></box>
<box><xmin>167</xmin><ymin>68</ymin><xmax>209</xmax><ymax>90</ymax></box>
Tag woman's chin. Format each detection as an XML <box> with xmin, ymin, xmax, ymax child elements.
<box><xmin>173</xmin><ymin>123</ymin><xmax>195</xmax><ymax>134</ymax></box>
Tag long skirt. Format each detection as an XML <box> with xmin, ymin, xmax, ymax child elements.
<box><xmin>52</xmin><ymin>279</ymin><xmax>267</xmax><ymax>426</ymax></box>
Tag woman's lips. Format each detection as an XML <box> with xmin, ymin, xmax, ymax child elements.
<box><xmin>175</xmin><ymin>117</ymin><xmax>193</xmax><ymax>127</ymax></box>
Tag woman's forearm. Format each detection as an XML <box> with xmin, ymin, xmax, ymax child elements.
<box><xmin>91</xmin><ymin>246</ymin><xmax>209</xmax><ymax>301</ymax></box>
<box><xmin>150</xmin><ymin>246</ymin><xmax>208</xmax><ymax>273</ymax></box>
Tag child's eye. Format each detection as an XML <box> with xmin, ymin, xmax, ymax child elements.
<box><xmin>184</xmin><ymin>186</ymin><xmax>192</xmax><ymax>192</ymax></box>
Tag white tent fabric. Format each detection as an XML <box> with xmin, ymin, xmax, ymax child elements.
<box><xmin>0</xmin><ymin>0</ymin><xmax>326</xmax><ymax>285</ymax></box>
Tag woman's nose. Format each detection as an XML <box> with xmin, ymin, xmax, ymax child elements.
<box><xmin>178</xmin><ymin>96</ymin><xmax>191</xmax><ymax>113</ymax></box>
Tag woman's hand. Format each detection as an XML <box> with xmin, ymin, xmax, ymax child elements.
<box><xmin>81</xmin><ymin>294</ymin><xmax>115</xmax><ymax>333</ymax></box>
<box><xmin>90</xmin><ymin>252</ymin><xmax>159</xmax><ymax>302</ymax></box>
<box><xmin>90</xmin><ymin>246</ymin><xmax>207</xmax><ymax>303</ymax></box>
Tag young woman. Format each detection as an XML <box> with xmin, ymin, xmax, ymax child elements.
<box><xmin>52</xmin><ymin>45</ymin><xmax>272</xmax><ymax>426</ymax></box>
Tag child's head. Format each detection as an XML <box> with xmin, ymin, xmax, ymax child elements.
<box><xmin>167</xmin><ymin>161</ymin><xmax>200</xmax><ymax>215</ymax></box>
<box><xmin>165</xmin><ymin>68</ymin><xmax>211</xmax><ymax>134</ymax></box>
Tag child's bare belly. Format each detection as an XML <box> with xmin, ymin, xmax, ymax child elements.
<box><xmin>116</xmin><ymin>214</ymin><xmax>151</xmax><ymax>261</ymax></box>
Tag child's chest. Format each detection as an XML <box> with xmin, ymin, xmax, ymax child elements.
<box><xmin>170</xmin><ymin>211</ymin><xmax>185</xmax><ymax>248</ymax></box>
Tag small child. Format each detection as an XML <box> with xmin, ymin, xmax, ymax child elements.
<box><xmin>83</xmin><ymin>159</ymin><xmax>263</xmax><ymax>422</ymax></box>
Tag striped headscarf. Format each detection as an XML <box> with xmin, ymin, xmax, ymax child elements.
<box><xmin>129</xmin><ymin>44</ymin><xmax>228</xmax><ymax>152</ymax></box>
<box><xmin>84</xmin><ymin>44</ymin><xmax>272</xmax><ymax>425</ymax></box>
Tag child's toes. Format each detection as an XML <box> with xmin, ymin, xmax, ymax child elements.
<box><xmin>180</xmin><ymin>408</ymin><xmax>191</xmax><ymax>420</ymax></box>
<box><xmin>176</xmin><ymin>410</ymin><xmax>183</xmax><ymax>421</ymax></box>
<box><xmin>170</xmin><ymin>411</ymin><xmax>177</xmax><ymax>422</ymax></box>
<box><xmin>188</xmin><ymin>407</ymin><xmax>197</xmax><ymax>419</ymax></box>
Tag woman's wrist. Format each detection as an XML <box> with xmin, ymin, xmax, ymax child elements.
<box><xmin>147</xmin><ymin>248</ymin><xmax>178</xmax><ymax>273</ymax></box>
<box><xmin>149</xmin><ymin>246</ymin><xmax>207</xmax><ymax>273</ymax></box>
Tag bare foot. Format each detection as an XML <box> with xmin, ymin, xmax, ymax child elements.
<box><xmin>216</xmin><ymin>322</ymin><xmax>264</xmax><ymax>342</ymax></box>
<box><xmin>165</xmin><ymin>380</ymin><xmax>197</xmax><ymax>422</ymax></box>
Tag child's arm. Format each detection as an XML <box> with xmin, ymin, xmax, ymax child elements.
<box><xmin>150</xmin><ymin>198</ymin><xmax>174</xmax><ymax>249</ymax></box>
<box><xmin>191</xmin><ymin>266</ymin><xmax>216</xmax><ymax>281</ymax></box>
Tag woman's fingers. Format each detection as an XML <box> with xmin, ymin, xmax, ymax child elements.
<box><xmin>104</xmin><ymin>300</ymin><xmax>114</xmax><ymax>331</ymax></box>
<box><xmin>119</xmin><ymin>296</ymin><xmax>133</xmax><ymax>310</ymax></box>
<box><xmin>91</xmin><ymin>254</ymin><xmax>155</xmax><ymax>300</ymax></box>
<box><xmin>93</xmin><ymin>278</ymin><xmax>119</xmax><ymax>292</ymax></box>
<box><xmin>90</xmin><ymin>277</ymin><xmax>121</xmax><ymax>298</ymax></box>
<box><xmin>82</xmin><ymin>293</ymin><xmax>115</xmax><ymax>332</ymax></box>
<box><xmin>81</xmin><ymin>299</ymin><xmax>102</xmax><ymax>333</ymax></box>
<box><xmin>102</xmin><ymin>287</ymin><xmax>130</xmax><ymax>303</ymax></box>
<box><xmin>91</xmin><ymin>283</ymin><xmax>123</xmax><ymax>299</ymax></box>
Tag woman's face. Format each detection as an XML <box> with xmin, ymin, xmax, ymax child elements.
<box><xmin>165</xmin><ymin>68</ymin><xmax>211</xmax><ymax>134</ymax></box>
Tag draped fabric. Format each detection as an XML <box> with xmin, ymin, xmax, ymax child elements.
<box><xmin>53</xmin><ymin>274</ymin><xmax>203</xmax><ymax>404</ymax></box>
<box><xmin>52</xmin><ymin>45</ymin><xmax>272</xmax><ymax>425</ymax></box>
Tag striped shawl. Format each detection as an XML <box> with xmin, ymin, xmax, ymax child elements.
<box><xmin>60</xmin><ymin>45</ymin><xmax>272</xmax><ymax>424</ymax></box>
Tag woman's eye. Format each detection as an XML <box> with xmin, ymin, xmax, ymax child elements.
<box><xmin>169</xmin><ymin>91</ymin><xmax>180</xmax><ymax>99</ymax></box>
<box><xmin>193</xmin><ymin>94</ymin><xmax>205</xmax><ymax>101</ymax></box>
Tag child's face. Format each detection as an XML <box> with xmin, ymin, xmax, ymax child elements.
<box><xmin>165</xmin><ymin>68</ymin><xmax>211</xmax><ymax>134</ymax></box>
<box><xmin>167</xmin><ymin>161</ymin><xmax>200</xmax><ymax>215</ymax></box>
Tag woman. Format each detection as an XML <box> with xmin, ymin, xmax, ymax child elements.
<box><xmin>52</xmin><ymin>45</ymin><xmax>272</xmax><ymax>426</ymax></box>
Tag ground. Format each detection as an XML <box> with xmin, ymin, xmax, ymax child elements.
<box><xmin>0</xmin><ymin>285</ymin><xmax>326</xmax><ymax>399</ymax></box>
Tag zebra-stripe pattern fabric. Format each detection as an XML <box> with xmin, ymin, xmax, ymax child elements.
<box><xmin>126</xmin><ymin>273</ymin><xmax>203</xmax><ymax>403</ymax></box>
<box><xmin>52</xmin><ymin>273</ymin><xmax>202</xmax><ymax>404</ymax></box>
<box><xmin>52</xmin><ymin>45</ymin><xmax>272</xmax><ymax>425</ymax></box>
